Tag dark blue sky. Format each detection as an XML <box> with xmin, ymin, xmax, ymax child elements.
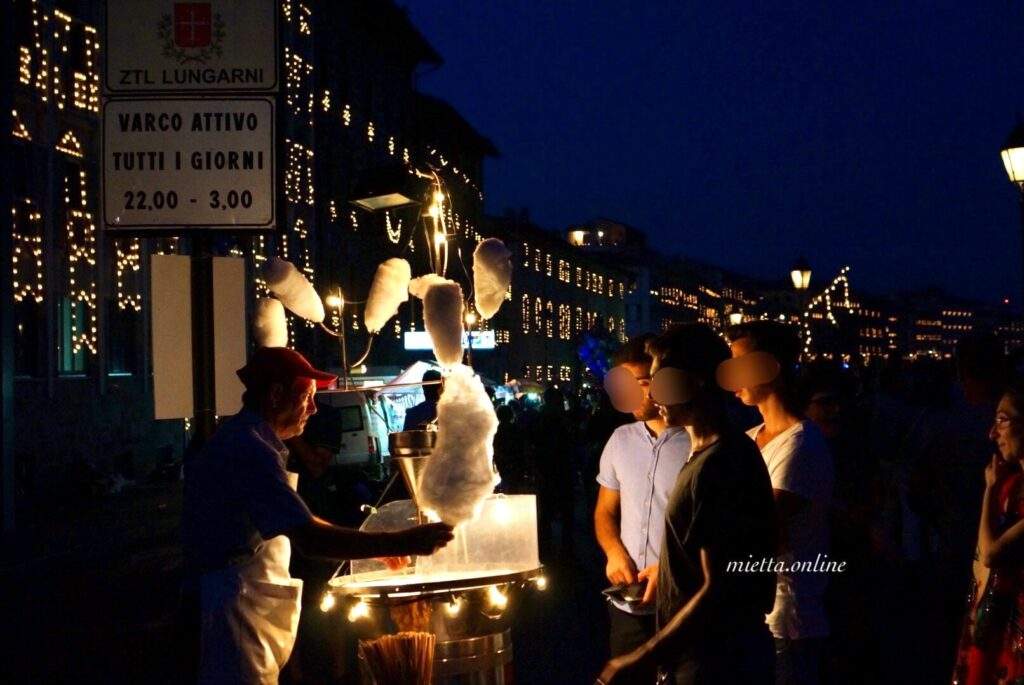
<box><xmin>405</xmin><ymin>1</ymin><xmax>1024</xmax><ymax>303</ymax></box>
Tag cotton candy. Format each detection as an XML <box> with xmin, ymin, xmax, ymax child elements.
<box><xmin>262</xmin><ymin>257</ymin><xmax>324</xmax><ymax>323</ymax></box>
<box><xmin>417</xmin><ymin>364</ymin><xmax>501</xmax><ymax>526</ymax></box>
<box><xmin>472</xmin><ymin>238</ymin><xmax>512</xmax><ymax>319</ymax></box>
<box><xmin>253</xmin><ymin>297</ymin><xmax>288</xmax><ymax>347</ymax></box>
<box><xmin>364</xmin><ymin>258</ymin><xmax>411</xmax><ymax>333</ymax></box>
<box><xmin>423</xmin><ymin>281</ymin><xmax>465</xmax><ymax>368</ymax></box>
<box><xmin>408</xmin><ymin>273</ymin><xmax>449</xmax><ymax>300</ymax></box>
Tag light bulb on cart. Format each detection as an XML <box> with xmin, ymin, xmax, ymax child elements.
<box><xmin>445</xmin><ymin>597</ymin><xmax>462</xmax><ymax>617</ymax></box>
<box><xmin>486</xmin><ymin>585</ymin><xmax>508</xmax><ymax>610</ymax></box>
<box><xmin>348</xmin><ymin>599</ymin><xmax>370</xmax><ymax>623</ymax></box>
<box><xmin>319</xmin><ymin>593</ymin><xmax>336</xmax><ymax>613</ymax></box>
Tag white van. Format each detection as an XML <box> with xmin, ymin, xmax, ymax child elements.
<box><xmin>316</xmin><ymin>389</ymin><xmax>397</xmax><ymax>471</ymax></box>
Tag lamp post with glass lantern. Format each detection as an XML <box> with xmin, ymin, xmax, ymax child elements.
<box><xmin>1000</xmin><ymin>121</ymin><xmax>1024</xmax><ymax>307</ymax></box>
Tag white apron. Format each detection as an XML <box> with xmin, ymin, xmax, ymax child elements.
<box><xmin>199</xmin><ymin>472</ymin><xmax>304</xmax><ymax>685</ymax></box>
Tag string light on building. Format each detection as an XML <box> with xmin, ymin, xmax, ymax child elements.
<box><xmin>12</xmin><ymin>199</ymin><xmax>44</xmax><ymax>304</ymax></box>
<box><xmin>114</xmin><ymin>238</ymin><xmax>143</xmax><ymax>312</ymax></box>
<box><xmin>64</xmin><ymin>169</ymin><xmax>98</xmax><ymax>355</ymax></box>
<box><xmin>12</xmin><ymin>109</ymin><xmax>31</xmax><ymax>140</ymax></box>
<box><xmin>801</xmin><ymin>266</ymin><xmax>853</xmax><ymax>357</ymax></box>
<box><xmin>56</xmin><ymin>130</ymin><xmax>83</xmax><ymax>157</ymax></box>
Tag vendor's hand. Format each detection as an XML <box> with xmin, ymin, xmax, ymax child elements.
<box><xmin>638</xmin><ymin>564</ymin><xmax>658</xmax><ymax>606</ymax></box>
<box><xmin>596</xmin><ymin>651</ymin><xmax>647</xmax><ymax>685</ymax></box>
<box><xmin>396</xmin><ymin>522</ymin><xmax>454</xmax><ymax>556</ymax></box>
<box><xmin>380</xmin><ymin>556</ymin><xmax>411</xmax><ymax>571</ymax></box>
<box><xmin>986</xmin><ymin>453</ymin><xmax>1009</xmax><ymax>490</ymax></box>
<box><xmin>606</xmin><ymin>548</ymin><xmax>638</xmax><ymax>586</ymax></box>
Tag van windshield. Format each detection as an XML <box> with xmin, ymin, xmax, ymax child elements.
<box><xmin>340</xmin><ymin>405</ymin><xmax>364</xmax><ymax>432</ymax></box>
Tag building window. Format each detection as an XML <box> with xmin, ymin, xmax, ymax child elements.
<box><xmin>58</xmin><ymin>296</ymin><xmax>88</xmax><ymax>374</ymax></box>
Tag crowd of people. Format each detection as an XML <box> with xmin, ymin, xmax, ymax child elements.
<box><xmin>183</xmin><ymin>322</ymin><xmax>1024</xmax><ymax>684</ymax></box>
<box><xmin>477</xmin><ymin>322</ymin><xmax>1022</xmax><ymax>684</ymax></box>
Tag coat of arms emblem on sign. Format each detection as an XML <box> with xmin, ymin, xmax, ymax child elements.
<box><xmin>157</xmin><ymin>3</ymin><xmax>226</xmax><ymax>64</ymax></box>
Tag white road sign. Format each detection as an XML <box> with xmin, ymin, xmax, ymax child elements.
<box><xmin>103</xmin><ymin>97</ymin><xmax>275</xmax><ymax>230</ymax></box>
<box><xmin>105</xmin><ymin>0</ymin><xmax>278</xmax><ymax>93</ymax></box>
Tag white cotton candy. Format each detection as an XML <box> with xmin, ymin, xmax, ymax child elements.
<box><xmin>364</xmin><ymin>258</ymin><xmax>411</xmax><ymax>333</ymax></box>
<box><xmin>417</xmin><ymin>364</ymin><xmax>501</xmax><ymax>526</ymax></box>
<box><xmin>253</xmin><ymin>297</ymin><xmax>288</xmax><ymax>347</ymax></box>
<box><xmin>262</xmin><ymin>257</ymin><xmax>324</xmax><ymax>323</ymax></box>
<box><xmin>423</xmin><ymin>281</ymin><xmax>465</xmax><ymax>368</ymax></box>
<box><xmin>472</xmin><ymin>238</ymin><xmax>512</xmax><ymax>319</ymax></box>
<box><xmin>408</xmin><ymin>273</ymin><xmax>449</xmax><ymax>300</ymax></box>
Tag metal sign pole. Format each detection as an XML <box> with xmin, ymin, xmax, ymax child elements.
<box><xmin>191</xmin><ymin>235</ymin><xmax>217</xmax><ymax>441</ymax></box>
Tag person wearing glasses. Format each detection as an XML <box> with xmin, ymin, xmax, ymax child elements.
<box><xmin>952</xmin><ymin>383</ymin><xmax>1024</xmax><ymax>685</ymax></box>
<box><xmin>595</xmin><ymin>334</ymin><xmax>691</xmax><ymax>680</ymax></box>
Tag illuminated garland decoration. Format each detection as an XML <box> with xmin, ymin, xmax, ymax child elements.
<box><xmin>801</xmin><ymin>266</ymin><xmax>853</xmax><ymax>357</ymax></box>
<box><xmin>64</xmin><ymin>168</ymin><xmax>98</xmax><ymax>355</ymax></box>
<box><xmin>12</xmin><ymin>199</ymin><xmax>44</xmax><ymax>304</ymax></box>
<box><xmin>291</xmin><ymin>218</ymin><xmax>316</xmax><ymax>329</ymax></box>
<box><xmin>114</xmin><ymin>237</ymin><xmax>142</xmax><ymax>312</ymax></box>
<box><xmin>284</xmin><ymin>47</ymin><xmax>314</xmax><ymax>127</ymax></box>
<box><xmin>252</xmin><ymin>235</ymin><xmax>269</xmax><ymax>296</ymax></box>
<box><xmin>12</xmin><ymin>109</ymin><xmax>31</xmax><ymax>140</ymax></box>
<box><xmin>284</xmin><ymin>139</ymin><xmax>315</xmax><ymax>206</ymax></box>
<box><xmin>56</xmin><ymin>130</ymin><xmax>83</xmax><ymax>157</ymax></box>
<box><xmin>384</xmin><ymin>212</ymin><xmax>402</xmax><ymax>244</ymax></box>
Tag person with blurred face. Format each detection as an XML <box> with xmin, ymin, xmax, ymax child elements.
<box><xmin>595</xmin><ymin>334</ymin><xmax>692</xmax><ymax>674</ymax></box>
<box><xmin>952</xmin><ymin>385</ymin><xmax>1024</xmax><ymax>684</ymax></box>
<box><xmin>183</xmin><ymin>347</ymin><xmax>453</xmax><ymax>684</ymax></box>
<box><xmin>723</xmin><ymin>321</ymin><xmax>833</xmax><ymax>685</ymax></box>
<box><xmin>598</xmin><ymin>324</ymin><xmax>777</xmax><ymax>685</ymax></box>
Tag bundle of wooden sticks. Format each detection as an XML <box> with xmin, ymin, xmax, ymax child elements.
<box><xmin>358</xmin><ymin>631</ymin><xmax>436</xmax><ymax>684</ymax></box>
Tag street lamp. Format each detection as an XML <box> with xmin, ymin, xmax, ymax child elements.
<box><xmin>1000</xmin><ymin>121</ymin><xmax>1024</xmax><ymax>306</ymax></box>
<box><xmin>790</xmin><ymin>258</ymin><xmax>812</xmax><ymax>291</ymax></box>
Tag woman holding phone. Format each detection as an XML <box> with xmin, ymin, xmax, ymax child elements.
<box><xmin>952</xmin><ymin>383</ymin><xmax>1024</xmax><ymax>685</ymax></box>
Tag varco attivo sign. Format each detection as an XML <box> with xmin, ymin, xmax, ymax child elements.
<box><xmin>103</xmin><ymin>98</ymin><xmax>275</xmax><ymax>229</ymax></box>
<box><xmin>104</xmin><ymin>0</ymin><xmax>278</xmax><ymax>93</ymax></box>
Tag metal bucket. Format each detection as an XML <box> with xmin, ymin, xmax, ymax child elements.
<box><xmin>358</xmin><ymin>630</ymin><xmax>513</xmax><ymax>685</ymax></box>
<box><xmin>435</xmin><ymin>630</ymin><xmax>514</xmax><ymax>684</ymax></box>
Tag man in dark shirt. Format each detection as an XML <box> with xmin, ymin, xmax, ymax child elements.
<box><xmin>403</xmin><ymin>369</ymin><xmax>443</xmax><ymax>430</ymax></box>
<box><xmin>598</xmin><ymin>324</ymin><xmax>778</xmax><ymax>685</ymax></box>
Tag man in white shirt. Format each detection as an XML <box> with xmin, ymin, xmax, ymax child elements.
<box><xmin>594</xmin><ymin>335</ymin><xmax>691</xmax><ymax>675</ymax></box>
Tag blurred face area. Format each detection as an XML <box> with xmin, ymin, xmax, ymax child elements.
<box><xmin>649</xmin><ymin>356</ymin><xmax>699</xmax><ymax>428</ymax></box>
<box><xmin>268</xmin><ymin>377</ymin><xmax>318</xmax><ymax>440</ymax></box>
<box><xmin>990</xmin><ymin>394</ymin><xmax>1024</xmax><ymax>463</ymax></box>
<box><xmin>621</xmin><ymin>361</ymin><xmax>657</xmax><ymax>421</ymax></box>
<box><xmin>724</xmin><ymin>337</ymin><xmax>780</xmax><ymax>407</ymax></box>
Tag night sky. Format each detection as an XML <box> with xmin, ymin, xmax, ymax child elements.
<box><xmin>404</xmin><ymin>1</ymin><xmax>1024</xmax><ymax>304</ymax></box>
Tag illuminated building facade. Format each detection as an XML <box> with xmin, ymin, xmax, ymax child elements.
<box><xmin>483</xmin><ymin>214</ymin><xmax>629</xmax><ymax>387</ymax></box>
<box><xmin>5</xmin><ymin>0</ymin><xmax>498</xmax><ymax>496</ymax></box>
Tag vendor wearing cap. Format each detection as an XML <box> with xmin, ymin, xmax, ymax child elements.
<box><xmin>597</xmin><ymin>324</ymin><xmax>777</xmax><ymax>685</ymax></box>
<box><xmin>183</xmin><ymin>346</ymin><xmax>453</xmax><ymax>685</ymax></box>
